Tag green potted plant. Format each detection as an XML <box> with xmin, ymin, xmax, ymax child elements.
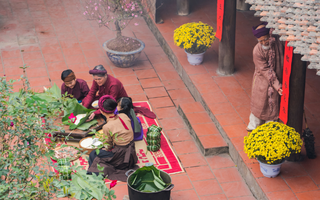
<box><xmin>174</xmin><ymin>21</ymin><xmax>216</xmax><ymax>65</ymax></box>
<box><xmin>83</xmin><ymin>0</ymin><xmax>146</xmax><ymax>68</ymax></box>
<box><xmin>244</xmin><ymin>122</ymin><xmax>303</xmax><ymax>178</ymax></box>
<box><xmin>0</xmin><ymin>69</ymin><xmax>63</xmax><ymax>199</ymax></box>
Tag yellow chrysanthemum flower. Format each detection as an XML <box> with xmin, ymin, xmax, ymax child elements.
<box><xmin>243</xmin><ymin>122</ymin><xmax>303</xmax><ymax>164</ymax></box>
<box><xmin>173</xmin><ymin>22</ymin><xmax>216</xmax><ymax>54</ymax></box>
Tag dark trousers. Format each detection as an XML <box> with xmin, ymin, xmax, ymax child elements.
<box><xmin>87</xmin><ymin>149</ymin><xmax>114</xmax><ymax>175</ymax></box>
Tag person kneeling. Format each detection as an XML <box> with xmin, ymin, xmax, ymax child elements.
<box><xmin>61</xmin><ymin>69</ymin><xmax>89</xmax><ymax>103</ymax></box>
<box><xmin>117</xmin><ymin>97</ymin><xmax>143</xmax><ymax>141</ymax></box>
<box><xmin>87</xmin><ymin>95</ymin><xmax>139</xmax><ymax>182</ymax></box>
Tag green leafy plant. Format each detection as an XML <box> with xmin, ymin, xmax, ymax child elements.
<box><xmin>0</xmin><ymin>68</ymin><xmax>64</xmax><ymax>199</ymax></box>
<box><xmin>129</xmin><ymin>165</ymin><xmax>170</xmax><ymax>192</ymax></box>
<box><xmin>53</xmin><ymin>164</ymin><xmax>117</xmax><ymax>200</ymax></box>
<box><xmin>34</xmin><ymin>83</ymin><xmax>62</xmax><ymax>103</ymax></box>
<box><xmin>62</xmin><ymin>98</ymin><xmax>98</xmax><ymax>131</ymax></box>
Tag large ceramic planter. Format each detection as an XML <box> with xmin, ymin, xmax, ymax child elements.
<box><xmin>258</xmin><ymin>160</ymin><xmax>285</xmax><ymax>178</ymax></box>
<box><xmin>185</xmin><ymin>50</ymin><xmax>205</xmax><ymax>65</ymax></box>
<box><xmin>103</xmin><ymin>38</ymin><xmax>145</xmax><ymax>68</ymax></box>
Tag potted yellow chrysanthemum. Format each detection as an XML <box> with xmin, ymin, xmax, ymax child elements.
<box><xmin>174</xmin><ymin>22</ymin><xmax>216</xmax><ymax>65</ymax></box>
<box><xmin>244</xmin><ymin>122</ymin><xmax>303</xmax><ymax>178</ymax></box>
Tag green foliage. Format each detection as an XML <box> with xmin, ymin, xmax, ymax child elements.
<box><xmin>53</xmin><ymin>164</ymin><xmax>117</xmax><ymax>200</ymax></box>
<box><xmin>62</xmin><ymin>99</ymin><xmax>98</xmax><ymax>130</ymax></box>
<box><xmin>62</xmin><ymin>98</ymin><xmax>80</xmax><ymax>116</ymax></box>
<box><xmin>129</xmin><ymin>165</ymin><xmax>170</xmax><ymax>192</ymax></box>
<box><xmin>1</xmin><ymin>71</ymin><xmax>116</xmax><ymax>199</ymax></box>
<box><xmin>33</xmin><ymin>83</ymin><xmax>61</xmax><ymax>103</ymax></box>
<box><xmin>77</xmin><ymin>119</ymin><xmax>99</xmax><ymax>130</ymax></box>
<box><xmin>0</xmin><ymin>71</ymin><xmax>64</xmax><ymax>199</ymax></box>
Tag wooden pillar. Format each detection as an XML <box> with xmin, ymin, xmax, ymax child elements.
<box><xmin>217</xmin><ymin>0</ymin><xmax>236</xmax><ymax>75</ymax></box>
<box><xmin>146</xmin><ymin>0</ymin><xmax>163</xmax><ymax>24</ymax></box>
<box><xmin>237</xmin><ymin>0</ymin><xmax>250</xmax><ymax>11</ymax></box>
<box><xmin>287</xmin><ymin>54</ymin><xmax>307</xmax><ymax>134</ymax></box>
<box><xmin>177</xmin><ymin>0</ymin><xmax>190</xmax><ymax>16</ymax></box>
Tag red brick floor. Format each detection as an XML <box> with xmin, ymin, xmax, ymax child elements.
<box><xmin>153</xmin><ymin>0</ymin><xmax>320</xmax><ymax>199</ymax></box>
<box><xmin>1</xmin><ymin>0</ymin><xmax>319</xmax><ymax>200</ymax></box>
<box><xmin>0</xmin><ymin>0</ymin><xmax>253</xmax><ymax>199</ymax></box>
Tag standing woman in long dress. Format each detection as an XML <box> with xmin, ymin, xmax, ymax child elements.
<box><xmin>87</xmin><ymin>95</ymin><xmax>139</xmax><ymax>182</ymax></box>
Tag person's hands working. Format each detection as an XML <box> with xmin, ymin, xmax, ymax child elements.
<box><xmin>87</xmin><ymin>112</ymin><xmax>95</xmax><ymax>121</ymax></box>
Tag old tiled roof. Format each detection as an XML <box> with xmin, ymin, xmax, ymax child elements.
<box><xmin>245</xmin><ymin>0</ymin><xmax>320</xmax><ymax>75</ymax></box>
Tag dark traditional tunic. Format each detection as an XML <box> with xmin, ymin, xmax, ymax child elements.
<box><xmin>87</xmin><ymin>114</ymin><xmax>138</xmax><ymax>181</ymax></box>
<box><xmin>251</xmin><ymin>37</ymin><xmax>284</xmax><ymax>121</ymax></box>
<box><xmin>60</xmin><ymin>79</ymin><xmax>89</xmax><ymax>101</ymax></box>
<box><xmin>82</xmin><ymin>75</ymin><xmax>128</xmax><ymax>115</ymax></box>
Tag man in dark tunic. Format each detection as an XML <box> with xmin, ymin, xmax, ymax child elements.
<box><xmin>82</xmin><ymin>65</ymin><xmax>128</xmax><ymax>121</ymax></box>
<box><xmin>61</xmin><ymin>69</ymin><xmax>89</xmax><ymax>102</ymax></box>
<box><xmin>247</xmin><ymin>22</ymin><xmax>284</xmax><ymax>131</ymax></box>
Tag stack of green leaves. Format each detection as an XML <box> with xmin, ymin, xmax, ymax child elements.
<box><xmin>146</xmin><ymin>125</ymin><xmax>162</xmax><ymax>152</ymax></box>
<box><xmin>129</xmin><ymin>165</ymin><xmax>170</xmax><ymax>193</ymax></box>
<box><xmin>70</xmin><ymin>170</ymin><xmax>113</xmax><ymax>200</ymax></box>
<box><xmin>9</xmin><ymin>83</ymin><xmax>62</xmax><ymax>116</ymax></box>
<box><xmin>34</xmin><ymin>83</ymin><xmax>62</xmax><ymax>103</ymax></box>
<box><xmin>53</xmin><ymin>165</ymin><xmax>116</xmax><ymax>200</ymax></box>
<box><xmin>62</xmin><ymin>98</ymin><xmax>98</xmax><ymax>131</ymax></box>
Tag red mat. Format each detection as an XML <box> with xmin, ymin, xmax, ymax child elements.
<box><xmin>49</xmin><ymin>101</ymin><xmax>184</xmax><ymax>176</ymax></box>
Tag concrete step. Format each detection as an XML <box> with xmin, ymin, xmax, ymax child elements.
<box><xmin>177</xmin><ymin>102</ymin><xmax>229</xmax><ymax>156</ymax></box>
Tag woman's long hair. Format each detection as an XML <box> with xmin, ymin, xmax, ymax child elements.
<box><xmin>118</xmin><ymin>97</ymin><xmax>133</xmax><ymax>118</ymax></box>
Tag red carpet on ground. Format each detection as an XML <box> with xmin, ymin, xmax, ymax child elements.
<box><xmin>48</xmin><ymin>101</ymin><xmax>184</xmax><ymax>177</ymax></box>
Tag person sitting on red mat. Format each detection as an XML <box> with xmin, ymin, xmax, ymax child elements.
<box><xmin>82</xmin><ymin>65</ymin><xmax>128</xmax><ymax>121</ymax></box>
<box><xmin>60</xmin><ymin>69</ymin><xmax>90</xmax><ymax>103</ymax></box>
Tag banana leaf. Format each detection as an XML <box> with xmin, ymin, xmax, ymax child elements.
<box><xmin>33</xmin><ymin>83</ymin><xmax>61</xmax><ymax>103</ymax></box>
<box><xmin>62</xmin><ymin>101</ymin><xmax>97</xmax><ymax>130</ymax></box>
<box><xmin>77</xmin><ymin>120</ymin><xmax>98</xmax><ymax>131</ymax></box>
<box><xmin>129</xmin><ymin>165</ymin><xmax>169</xmax><ymax>193</ymax></box>
<box><xmin>70</xmin><ymin>174</ymin><xmax>83</xmax><ymax>199</ymax></box>
<box><xmin>48</xmin><ymin>83</ymin><xmax>61</xmax><ymax>99</ymax></box>
<box><xmin>8</xmin><ymin>84</ymin><xmax>62</xmax><ymax>116</ymax></box>
<box><xmin>73</xmin><ymin>170</ymin><xmax>103</xmax><ymax>200</ymax></box>
<box><xmin>63</xmin><ymin>98</ymin><xmax>79</xmax><ymax>117</ymax></box>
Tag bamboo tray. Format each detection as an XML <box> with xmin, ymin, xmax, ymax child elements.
<box><xmin>52</xmin><ymin>144</ymin><xmax>82</xmax><ymax>162</ymax></box>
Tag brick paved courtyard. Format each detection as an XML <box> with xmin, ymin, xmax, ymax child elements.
<box><xmin>1</xmin><ymin>0</ymin><xmax>320</xmax><ymax>199</ymax></box>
